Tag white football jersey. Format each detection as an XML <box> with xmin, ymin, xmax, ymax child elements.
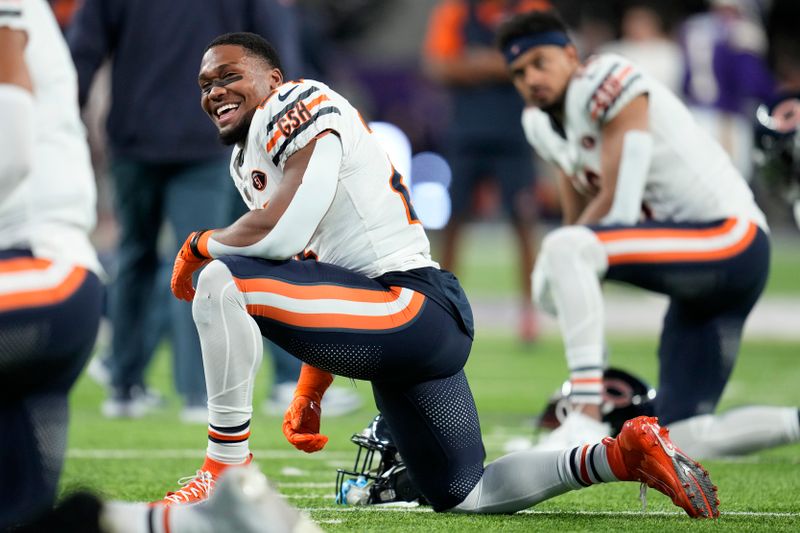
<box><xmin>522</xmin><ymin>53</ymin><xmax>767</xmax><ymax>230</ymax></box>
<box><xmin>230</xmin><ymin>79</ymin><xmax>437</xmax><ymax>278</ymax></box>
<box><xmin>0</xmin><ymin>0</ymin><xmax>101</xmax><ymax>274</ymax></box>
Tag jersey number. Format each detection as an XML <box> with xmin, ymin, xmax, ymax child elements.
<box><xmin>277</xmin><ymin>102</ymin><xmax>312</xmax><ymax>137</ymax></box>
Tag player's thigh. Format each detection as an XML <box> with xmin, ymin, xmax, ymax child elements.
<box><xmin>593</xmin><ymin>218</ymin><xmax>769</xmax><ymax>304</ymax></box>
<box><xmin>218</xmin><ymin>255</ymin><xmax>472</xmax><ymax>382</ymax></box>
<box><xmin>371</xmin><ymin>370</ymin><xmax>486</xmax><ymax>512</ymax></box>
<box><xmin>0</xmin><ymin>252</ymin><xmax>103</xmax><ymax>400</ymax></box>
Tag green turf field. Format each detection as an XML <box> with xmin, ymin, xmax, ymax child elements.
<box><xmin>62</xmin><ymin>334</ymin><xmax>800</xmax><ymax>532</ymax></box>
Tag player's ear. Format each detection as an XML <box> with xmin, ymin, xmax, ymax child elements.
<box><xmin>565</xmin><ymin>44</ymin><xmax>579</xmax><ymax>64</ymax></box>
<box><xmin>269</xmin><ymin>67</ymin><xmax>283</xmax><ymax>89</ymax></box>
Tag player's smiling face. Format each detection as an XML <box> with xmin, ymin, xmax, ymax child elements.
<box><xmin>199</xmin><ymin>44</ymin><xmax>283</xmax><ymax>145</ymax></box>
<box><xmin>509</xmin><ymin>44</ymin><xmax>579</xmax><ymax>111</ymax></box>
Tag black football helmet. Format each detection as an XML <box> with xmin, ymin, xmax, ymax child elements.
<box><xmin>754</xmin><ymin>95</ymin><xmax>800</xmax><ymax>214</ymax></box>
<box><xmin>538</xmin><ymin>367</ymin><xmax>657</xmax><ymax>436</ymax></box>
<box><xmin>335</xmin><ymin>414</ymin><xmax>426</xmax><ymax>506</ymax></box>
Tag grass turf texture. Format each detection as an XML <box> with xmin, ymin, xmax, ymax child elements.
<box><xmin>62</xmin><ymin>335</ymin><xmax>800</xmax><ymax>532</ymax></box>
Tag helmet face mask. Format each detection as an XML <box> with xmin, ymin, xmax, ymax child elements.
<box><xmin>335</xmin><ymin>415</ymin><xmax>426</xmax><ymax>506</ymax></box>
<box><xmin>538</xmin><ymin>368</ymin><xmax>657</xmax><ymax>436</ymax></box>
<box><xmin>754</xmin><ymin>97</ymin><xmax>800</xmax><ymax>205</ymax></box>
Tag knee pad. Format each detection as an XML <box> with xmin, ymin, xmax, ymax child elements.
<box><xmin>192</xmin><ymin>260</ymin><xmax>236</xmax><ymax>325</ymax></box>
<box><xmin>532</xmin><ymin>226</ymin><xmax>608</xmax><ymax>314</ymax></box>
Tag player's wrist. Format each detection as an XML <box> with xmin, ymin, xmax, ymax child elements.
<box><xmin>188</xmin><ymin>229</ymin><xmax>214</xmax><ymax>260</ymax></box>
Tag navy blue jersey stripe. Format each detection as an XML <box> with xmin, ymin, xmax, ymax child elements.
<box><xmin>209</xmin><ymin>420</ymin><xmax>250</xmax><ymax>433</ymax></box>
<box><xmin>569</xmin><ymin>447</ymin><xmax>590</xmax><ymax>487</ymax></box>
<box><xmin>266</xmin><ymin>87</ymin><xmax>320</xmax><ymax>133</ymax></box>
<box><xmin>588</xmin><ymin>443</ymin><xmax>602</xmax><ymax>483</ymax></box>
<box><xmin>271</xmin><ymin>106</ymin><xmax>342</xmax><ymax>166</ymax></box>
<box><xmin>584</xmin><ymin>61</ymin><xmax>620</xmax><ymax>113</ymax></box>
<box><xmin>598</xmin><ymin>73</ymin><xmax>642</xmax><ymax>123</ymax></box>
<box><xmin>570</xmin><ymin>365</ymin><xmax>603</xmax><ymax>372</ymax></box>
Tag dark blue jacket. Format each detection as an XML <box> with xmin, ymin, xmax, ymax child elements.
<box><xmin>67</xmin><ymin>0</ymin><xmax>302</xmax><ymax>162</ymax></box>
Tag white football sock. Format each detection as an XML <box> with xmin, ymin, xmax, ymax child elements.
<box><xmin>452</xmin><ymin>442</ymin><xmax>617</xmax><ymax>514</ymax></box>
<box><xmin>193</xmin><ymin>260</ymin><xmax>264</xmax><ymax>463</ymax></box>
<box><xmin>667</xmin><ymin>406</ymin><xmax>800</xmax><ymax>458</ymax></box>
<box><xmin>537</xmin><ymin>227</ymin><xmax>608</xmax><ymax>405</ymax></box>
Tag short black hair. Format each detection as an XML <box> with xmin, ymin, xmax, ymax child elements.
<box><xmin>495</xmin><ymin>10</ymin><xmax>570</xmax><ymax>51</ymax></box>
<box><xmin>205</xmin><ymin>32</ymin><xmax>283</xmax><ymax>75</ymax></box>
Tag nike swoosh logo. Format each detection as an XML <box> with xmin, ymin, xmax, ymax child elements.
<box><xmin>651</xmin><ymin>426</ymin><xmax>675</xmax><ymax>457</ymax></box>
<box><xmin>277</xmin><ymin>85</ymin><xmax>298</xmax><ymax>102</ymax></box>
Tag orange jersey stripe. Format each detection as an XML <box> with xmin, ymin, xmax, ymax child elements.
<box><xmin>606</xmin><ymin>222</ymin><xmax>757</xmax><ymax>266</ymax></box>
<box><xmin>234</xmin><ymin>277</ymin><xmax>404</xmax><ymax>304</ymax></box>
<box><xmin>596</xmin><ymin>218</ymin><xmax>738</xmax><ymax>243</ymax></box>
<box><xmin>0</xmin><ymin>266</ymin><xmax>87</xmax><ymax>312</ymax></box>
<box><xmin>571</xmin><ymin>377</ymin><xmax>603</xmax><ymax>384</ymax></box>
<box><xmin>579</xmin><ymin>444</ymin><xmax>592</xmax><ymax>484</ymax></box>
<box><xmin>208</xmin><ymin>429</ymin><xmax>251</xmax><ymax>442</ymax></box>
<box><xmin>0</xmin><ymin>257</ymin><xmax>52</xmax><ymax>273</ymax></box>
<box><xmin>245</xmin><ymin>290</ymin><xmax>425</xmax><ymax>330</ymax></box>
<box><xmin>266</xmin><ymin>94</ymin><xmax>332</xmax><ymax>152</ymax></box>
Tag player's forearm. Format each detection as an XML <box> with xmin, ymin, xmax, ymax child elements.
<box><xmin>203</xmin><ymin>134</ymin><xmax>342</xmax><ymax>260</ymax></box>
<box><xmin>0</xmin><ymin>22</ymin><xmax>34</xmax><ymax>195</ymax></box>
<box><xmin>576</xmin><ymin>193</ymin><xmax>614</xmax><ymax>225</ymax></box>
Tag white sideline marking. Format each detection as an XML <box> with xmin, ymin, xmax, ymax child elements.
<box><xmin>301</xmin><ymin>507</ymin><xmax>800</xmax><ymax>518</ymax></box>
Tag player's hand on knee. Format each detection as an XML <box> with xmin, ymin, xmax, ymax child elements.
<box><xmin>171</xmin><ymin>230</ymin><xmax>212</xmax><ymax>301</ymax></box>
<box><xmin>282</xmin><ymin>395</ymin><xmax>328</xmax><ymax>453</ymax></box>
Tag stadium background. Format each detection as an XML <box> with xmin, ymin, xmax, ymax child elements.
<box><xmin>51</xmin><ymin>0</ymin><xmax>800</xmax><ymax>530</ymax></box>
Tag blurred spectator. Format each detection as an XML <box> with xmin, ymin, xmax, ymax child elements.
<box><xmin>599</xmin><ymin>1</ymin><xmax>683</xmax><ymax>94</ymax></box>
<box><xmin>678</xmin><ymin>0</ymin><xmax>776</xmax><ymax>180</ymax></box>
<box><xmin>66</xmin><ymin>0</ymin><xmax>302</xmax><ymax>422</ymax></box>
<box><xmin>423</xmin><ymin>0</ymin><xmax>549</xmax><ymax>343</ymax></box>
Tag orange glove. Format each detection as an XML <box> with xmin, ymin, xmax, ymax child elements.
<box><xmin>171</xmin><ymin>230</ymin><xmax>213</xmax><ymax>301</ymax></box>
<box><xmin>282</xmin><ymin>364</ymin><xmax>334</xmax><ymax>453</ymax></box>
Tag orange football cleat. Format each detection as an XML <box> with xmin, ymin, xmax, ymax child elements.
<box><xmin>604</xmin><ymin>416</ymin><xmax>720</xmax><ymax>518</ymax></box>
<box><xmin>153</xmin><ymin>454</ymin><xmax>253</xmax><ymax>506</ymax></box>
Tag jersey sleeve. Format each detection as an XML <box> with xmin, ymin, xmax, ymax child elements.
<box><xmin>258</xmin><ymin>80</ymin><xmax>346</xmax><ymax>169</ymax></box>
<box><xmin>571</xmin><ymin>54</ymin><xmax>649</xmax><ymax>127</ymax></box>
<box><xmin>521</xmin><ymin>108</ymin><xmax>557</xmax><ymax>164</ymax></box>
<box><xmin>0</xmin><ymin>0</ymin><xmax>27</xmax><ymax>32</ymax></box>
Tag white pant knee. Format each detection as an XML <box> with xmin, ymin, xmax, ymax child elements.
<box><xmin>532</xmin><ymin>226</ymin><xmax>608</xmax><ymax>315</ymax></box>
<box><xmin>192</xmin><ymin>260</ymin><xmax>239</xmax><ymax>326</ymax></box>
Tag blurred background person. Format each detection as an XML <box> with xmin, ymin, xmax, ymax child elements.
<box><xmin>598</xmin><ymin>0</ymin><xmax>683</xmax><ymax>95</ymax></box>
<box><xmin>423</xmin><ymin>0</ymin><xmax>550</xmax><ymax>344</ymax></box>
<box><xmin>678</xmin><ymin>0</ymin><xmax>776</xmax><ymax>181</ymax></box>
<box><xmin>0</xmin><ymin>0</ymin><xmax>103</xmax><ymax>526</ymax></box>
<box><xmin>65</xmin><ymin>0</ymin><xmax>304</xmax><ymax>422</ymax></box>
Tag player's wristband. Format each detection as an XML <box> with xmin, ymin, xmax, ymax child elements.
<box><xmin>0</xmin><ymin>0</ymin><xmax>26</xmax><ymax>31</ymax></box>
<box><xmin>189</xmin><ymin>230</ymin><xmax>213</xmax><ymax>259</ymax></box>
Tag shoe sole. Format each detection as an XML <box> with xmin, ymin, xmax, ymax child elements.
<box><xmin>633</xmin><ymin>424</ymin><xmax>720</xmax><ymax>519</ymax></box>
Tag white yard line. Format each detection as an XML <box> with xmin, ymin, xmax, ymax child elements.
<box><xmin>66</xmin><ymin>448</ymin><xmax>799</xmax><ymax>464</ymax></box>
<box><xmin>302</xmin><ymin>507</ymin><xmax>800</xmax><ymax>518</ymax></box>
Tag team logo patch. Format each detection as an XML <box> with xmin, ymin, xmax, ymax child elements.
<box><xmin>581</xmin><ymin>135</ymin><xmax>596</xmax><ymax>149</ymax></box>
<box><xmin>251</xmin><ymin>171</ymin><xmax>267</xmax><ymax>191</ymax></box>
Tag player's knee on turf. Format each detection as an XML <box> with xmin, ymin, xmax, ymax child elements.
<box><xmin>192</xmin><ymin>259</ymin><xmax>236</xmax><ymax>326</ymax></box>
<box><xmin>533</xmin><ymin>226</ymin><xmax>607</xmax><ymax>316</ymax></box>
